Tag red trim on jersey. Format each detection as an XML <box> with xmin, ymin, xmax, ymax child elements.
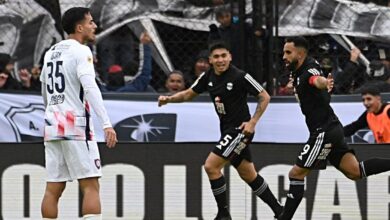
<box><xmin>85</xmin><ymin>101</ymin><xmax>90</xmax><ymax>113</ymax></box>
<box><xmin>54</xmin><ymin>112</ymin><xmax>65</xmax><ymax>137</ymax></box>
<box><xmin>66</xmin><ymin>111</ymin><xmax>75</xmax><ymax>128</ymax></box>
<box><xmin>309</xmin><ymin>76</ymin><xmax>319</xmax><ymax>86</ymax></box>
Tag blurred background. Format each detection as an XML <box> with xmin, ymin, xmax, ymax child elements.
<box><xmin>0</xmin><ymin>0</ymin><xmax>389</xmax><ymax>95</ymax></box>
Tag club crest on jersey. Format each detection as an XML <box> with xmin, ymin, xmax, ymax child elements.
<box><xmin>226</xmin><ymin>82</ymin><xmax>233</xmax><ymax>90</ymax></box>
<box><xmin>208</xmin><ymin>81</ymin><xmax>213</xmax><ymax>87</ymax></box>
<box><xmin>88</xmin><ymin>56</ymin><xmax>93</xmax><ymax>63</ymax></box>
<box><xmin>94</xmin><ymin>159</ymin><xmax>101</xmax><ymax>169</ymax></box>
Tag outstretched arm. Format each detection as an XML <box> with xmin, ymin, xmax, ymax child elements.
<box><xmin>158</xmin><ymin>88</ymin><xmax>198</xmax><ymax>107</ymax></box>
<box><xmin>343</xmin><ymin>111</ymin><xmax>368</xmax><ymax>137</ymax></box>
<box><xmin>312</xmin><ymin>73</ymin><xmax>334</xmax><ymax>92</ymax></box>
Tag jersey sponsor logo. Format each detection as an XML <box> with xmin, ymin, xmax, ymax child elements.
<box><xmin>214</xmin><ymin>96</ymin><xmax>226</xmax><ymax>115</ymax></box>
<box><xmin>226</xmin><ymin>82</ymin><xmax>233</xmax><ymax>90</ymax></box>
<box><xmin>317</xmin><ymin>143</ymin><xmax>332</xmax><ymax>160</ymax></box>
<box><xmin>233</xmin><ymin>139</ymin><xmax>247</xmax><ymax>155</ymax></box>
<box><xmin>49</xmin><ymin>94</ymin><xmax>65</xmax><ymax>105</ymax></box>
<box><xmin>4</xmin><ymin>103</ymin><xmax>45</xmax><ymax>142</ymax></box>
<box><xmin>114</xmin><ymin>113</ymin><xmax>176</xmax><ymax>142</ymax></box>
<box><xmin>308</xmin><ymin>68</ymin><xmax>321</xmax><ymax>76</ymax></box>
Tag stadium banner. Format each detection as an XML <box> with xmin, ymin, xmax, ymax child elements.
<box><xmin>1</xmin><ymin>142</ymin><xmax>389</xmax><ymax>219</ymax></box>
<box><xmin>279</xmin><ymin>0</ymin><xmax>390</xmax><ymax>41</ymax></box>
<box><xmin>1</xmin><ymin>0</ymin><xmax>389</xmax><ymax>69</ymax></box>
<box><xmin>0</xmin><ymin>92</ymin><xmax>371</xmax><ymax>144</ymax></box>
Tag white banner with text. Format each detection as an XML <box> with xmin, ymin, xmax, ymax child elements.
<box><xmin>0</xmin><ymin>93</ymin><xmax>370</xmax><ymax>143</ymax></box>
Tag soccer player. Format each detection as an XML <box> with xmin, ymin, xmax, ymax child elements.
<box><xmin>158</xmin><ymin>41</ymin><xmax>282</xmax><ymax>220</ymax></box>
<box><xmin>277</xmin><ymin>36</ymin><xmax>390</xmax><ymax>220</ymax></box>
<box><xmin>343</xmin><ymin>86</ymin><xmax>390</xmax><ymax>143</ymax></box>
<box><xmin>40</xmin><ymin>7</ymin><xmax>117</xmax><ymax>220</ymax></box>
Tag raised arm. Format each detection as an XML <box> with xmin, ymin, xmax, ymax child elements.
<box><xmin>312</xmin><ymin>73</ymin><xmax>334</xmax><ymax>92</ymax></box>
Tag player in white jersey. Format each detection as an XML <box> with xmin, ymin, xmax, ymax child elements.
<box><xmin>40</xmin><ymin>7</ymin><xmax>117</xmax><ymax>220</ymax></box>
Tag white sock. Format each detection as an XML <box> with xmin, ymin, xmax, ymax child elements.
<box><xmin>83</xmin><ymin>214</ymin><xmax>102</xmax><ymax>220</ymax></box>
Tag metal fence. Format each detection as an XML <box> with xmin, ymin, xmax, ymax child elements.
<box><xmin>0</xmin><ymin>0</ymin><xmax>389</xmax><ymax>95</ymax></box>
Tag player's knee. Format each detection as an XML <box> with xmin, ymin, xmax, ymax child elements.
<box><xmin>346</xmin><ymin>173</ymin><xmax>361</xmax><ymax>180</ymax></box>
<box><xmin>238</xmin><ymin>169</ymin><xmax>257</xmax><ymax>183</ymax></box>
<box><xmin>288</xmin><ymin>165</ymin><xmax>309</xmax><ymax>180</ymax></box>
<box><xmin>344</xmin><ymin>167</ymin><xmax>361</xmax><ymax>181</ymax></box>
<box><xmin>45</xmin><ymin>187</ymin><xmax>64</xmax><ymax>200</ymax></box>
<box><xmin>340</xmin><ymin>161</ymin><xmax>361</xmax><ymax>180</ymax></box>
<box><xmin>79</xmin><ymin>178</ymin><xmax>99</xmax><ymax>191</ymax></box>
<box><xmin>204</xmin><ymin>162</ymin><xmax>220</xmax><ymax>176</ymax></box>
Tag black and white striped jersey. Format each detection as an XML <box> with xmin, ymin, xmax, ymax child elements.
<box><xmin>292</xmin><ymin>57</ymin><xmax>339</xmax><ymax>132</ymax></box>
<box><xmin>191</xmin><ymin>65</ymin><xmax>263</xmax><ymax>133</ymax></box>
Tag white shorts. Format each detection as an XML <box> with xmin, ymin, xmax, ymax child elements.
<box><xmin>44</xmin><ymin>140</ymin><xmax>102</xmax><ymax>182</ymax></box>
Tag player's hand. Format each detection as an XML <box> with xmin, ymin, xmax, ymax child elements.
<box><xmin>327</xmin><ymin>73</ymin><xmax>334</xmax><ymax>93</ymax></box>
<box><xmin>19</xmin><ymin>69</ymin><xmax>31</xmax><ymax>87</ymax></box>
<box><xmin>158</xmin><ymin>95</ymin><xmax>170</xmax><ymax>107</ymax></box>
<box><xmin>104</xmin><ymin>127</ymin><xmax>117</xmax><ymax>148</ymax></box>
<box><xmin>239</xmin><ymin>121</ymin><xmax>255</xmax><ymax>136</ymax></box>
<box><xmin>140</xmin><ymin>32</ymin><xmax>152</xmax><ymax>44</ymax></box>
<box><xmin>286</xmin><ymin>74</ymin><xmax>294</xmax><ymax>90</ymax></box>
<box><xmin>350</xmin><ymin>47</ymin><xmax>361</xmax><ymax>63</ymax></box>
<box><xmin>0</xmin><ymin>73</ymin><xmax>8</xmax><ymax>88</ymax></box>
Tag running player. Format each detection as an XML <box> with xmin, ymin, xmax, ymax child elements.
<box><xmin>158</xmin><ymin>41</ymin><xmax>282</xmax><ymax>220</ymax></box>
<box><xmin>278</xmin><ymin>36</ymin><xmax>390</xmax><ymax>219</ymax></box>
<box><xmin>40</xmin><ymin>7</ymin><xmax>117</xmax><ymax>220</ymax></box>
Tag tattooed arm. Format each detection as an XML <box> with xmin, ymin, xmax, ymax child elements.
<box><xmin>239</xmin><ymin>89</ymin><xmax>271</xmax><ymax>136</ymax></box>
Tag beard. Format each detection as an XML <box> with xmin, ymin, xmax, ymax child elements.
<box><xmin>287</xmin><ymin>59</ymin><xmax>298</xmax><ymax>71</ymax></box>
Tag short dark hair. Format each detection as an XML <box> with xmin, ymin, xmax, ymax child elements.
<box><xmin>208</xmin><ymin>40</ymin><xmax>230</xmax><ymax>54</ymax></box>
<box><xmin>361</xmin><ymin>86</ymin><xmax>381</xmax><ymax>96</ymax></box>
<box><xmin>169</xmin><ymin>70</ymin><xmax>184</xmax><ymax>77</ymax></box>
<box><xmin>62</xmin><ymin>7</ymin><xmax>90</xmax><ymax>34</ymax></box>
<box><xmin>215</xmin><ymin>5</ymin><xmax>230</xmax><ymax>18</ymax></box>
<box><xmin>285</xmin><ymin>36</ymin><xmax>309</xmax><ymax>51</ymax></box>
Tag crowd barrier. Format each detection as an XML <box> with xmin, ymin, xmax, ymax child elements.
<box><xmin>2</xmin><ymin>91</ymin><xmax>389</xmax><ymax>144</ymax></box>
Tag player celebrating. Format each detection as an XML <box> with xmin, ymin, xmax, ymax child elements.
<box><xmin>40</xmin><ymin>7</ymin><xmax>117</xmax><ymax>220</ymax></box>
<box><xmin>277</xmin><ymin>36</ymin><xmax>390</xmax><ymax>219</ymax></box>
<box><xmin>158</xmin><ymin>41</ymin><xmax>282</xmax><ymax>220</ymax></box>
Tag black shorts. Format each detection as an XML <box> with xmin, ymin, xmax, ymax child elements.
<box><xmin>212</xmin><ymin>127</ymin><xmax>254</xmax><ymax>168</ymax></box>
<box><xmin>296</xmin><ymin>123</ymin><xmax>354</xmax><ymax>170</ymax></box>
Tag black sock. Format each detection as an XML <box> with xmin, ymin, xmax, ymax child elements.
<box><xmin>248</xmin><ymin>175</ymin><xmax>282</xmax><ymax>216</ymax></box>
<box><xmin>210</xmin><ymin>176</ymin><xmax>229</xmax><ymax>216</ymax></box>
<box><xmin>280</xmin><ymin>178</ymin><xmax>305</xmax><ymax>220</ymax></box>
<box><xmin>360</xmin><ymin>158</ymin><xmax>390</xmax><ymax>178</ymax></box>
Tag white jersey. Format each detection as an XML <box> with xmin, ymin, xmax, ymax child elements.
<box><xmin>40</xmin><ymin>39</ymin><xmax>106</xmax><ymax>141</ymax></box>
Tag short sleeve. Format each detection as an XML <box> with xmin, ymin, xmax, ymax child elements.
<box><xmin>243</xmin><ymin>73</ymin><xmax>264</xmax><ymax>96</ymax></box>
<box><xmin>190</xmin><ymin>72</ymin><xmax>208</xmax><ymax>94</ymax></box>
<box><xmin>76</xmin><ymin>46</ymin><xmax>95</xmax><ymax>79</ymax></box>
